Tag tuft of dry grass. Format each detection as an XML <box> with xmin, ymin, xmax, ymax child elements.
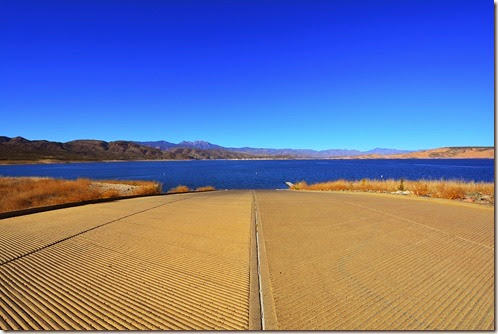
<box><xmin>291</xmin><ymin>181</ymin><xmax>309</xmax><ymax>190</ymax></box>
<box><xmin>0</xmin><ymin>177</ymin><xmax>162</xmax><ymax>213</ymax></box>
<box><xmin>168</xmin><ymin>185</ymin><xmax>190</xmax><ymax>193</ymax></box>
<box><xmin>167</xmin><ymin>185</ymin><xmax>217</xmax><ymax>194</ymax></box>
<box><xmin>195</xmin><ymin>186</ymin><xmax>216</xmax><ymax>192</ymax></box>
<box><xmin>410</xmin><ymin>181</ymin><xmax>429</xmax><ymax>196</ymax></box>
<box><xmin>291</xmin><ymin>178</ymin><xmax>494</xmax><ymax>203</ymax></box>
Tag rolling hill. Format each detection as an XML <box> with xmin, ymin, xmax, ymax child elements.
<box><xmin>348</xmin><ymin>147</ymin><xmax>494</xmax><ymax>159</ymax></box>
<box><xmin>0</xmin><ymin>137</ymin><xmax>257</xmax><ymax>163</ymax></box>
<box><xmin>1</xmin><ymin>136</ymin><xmax>493</xmax><ymax>163</ymax></box>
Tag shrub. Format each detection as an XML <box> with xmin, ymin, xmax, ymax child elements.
<box><xmin>398</xmin><ymin>178</ymin><xmax>405</xmax><ymax>191</ymax></box>
<box><xmin>360</xmin><ymin>178</ymin><xmax>367</xmax><ymax>191</ymax></box>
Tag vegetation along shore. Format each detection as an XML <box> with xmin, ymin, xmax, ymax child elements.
<box><xmin>0</xmin><ymin>177</ymin><xmax>215</xmax><ymax>213</ymax></box>
<box><xmin>0</xmin><ymin>177</ymin><xmax>162</xmax><ymax>213</ymax></box>
<box><xmin>291</xmin><ymin>179</ymin><xmax>494</xmax><ymax>204</ymax></box>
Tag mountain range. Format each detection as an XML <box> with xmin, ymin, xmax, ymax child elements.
<box><xmin>0</xmin><ymin>136</ymin><xmax>493</xmax><ymax>163</ymax></box>
<box><xmin>0</xmin><ymin>137</ymin><xmax>258</xmax><ymax>162</ymax></box>
<box><xmin>136</xmin><ymin>140</ymin><xmax>413</xmax><ymax>158</ymax></box>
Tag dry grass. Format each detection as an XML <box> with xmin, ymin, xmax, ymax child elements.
<box><xmin>96</xmin><ymin>179</ymin><xmax>162</xmax><ymax>195</ymax></box>
<box><xmin>96</xmin><ymin>179</ymin><xmax>160</xmax><ymax>187</ymax></box>
<box><xmin>195</xmin><ymin>186</ymin><xmax>216</xmax><ymax>192</ymax></box>
<box><xmin>167</xmin><ymin>185</ymin><xmax>190</xmax><ymax>193</ymax></box>
<box><xmin>0</xmin><ymin>177</ymin><xmax>162</xmax><ymax>213</ymax></box>
<box><xmin>167</xmin><ymin>185</ymin><xmax>217</xmax><ymax>194</ymax></box>
<box><xmin>291</xmin><ymin>179</ymin><xmax>494</xmax><ymax>203</ymax></box>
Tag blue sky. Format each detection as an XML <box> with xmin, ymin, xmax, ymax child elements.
<box><xmin>0</xmin><ymin>0</ymin><xmax>493</xmax><ymax>150</ymax></box>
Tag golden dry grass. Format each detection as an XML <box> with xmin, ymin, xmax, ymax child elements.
<box><xmin>167</xmin><ymin>185</ymin><xmax>190</xmax><ymax>193</ymax></box>
<box><xmin>195</xmin><ymin>186</ymin><xmax>216</xmax><ymax>192</ymax></box>
<box><xmin>0</xmin><ymin>177</ymin><xmax>161</xmax><ymax>213</ymax></box>
<box><xmin>291</xmin><ymin>179</ymin><xmax>494</xmax><ymax>202</ymax></box>
<box><xmin>96</xmin><ymin>179</ymin><xmax>160</xmax><ymax>187</ymax></box>
<box><xmin>96</xmin><ymin>180</ymin><xmax>162</xmax><ymax>195</ymax></box>
<box><xmin>167</xmin><ymin>185</ymin><xmax>217</xmax><ymax>193</ymax></box>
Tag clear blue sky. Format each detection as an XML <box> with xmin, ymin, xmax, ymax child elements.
<box><xmin>0</xmin><ymin>0</ymin><xmax>493</xmax><ymax>150</ymax></box>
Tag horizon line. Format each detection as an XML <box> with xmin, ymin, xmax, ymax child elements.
<box><xmin>3</xmin><ymin>134</ymin><xmax>496</xmax><ymax>152</ymax></box>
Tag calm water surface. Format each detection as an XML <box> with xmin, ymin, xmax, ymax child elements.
<box><xmin>0</xmin><ymin>159</ymin><xmax>493</xmax><ymax>190</ymax></box>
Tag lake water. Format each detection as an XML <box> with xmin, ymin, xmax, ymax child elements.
<box><xmin>0</xmin><ymin>159</ymin><xmax>493</xmax><ymax>191</ymax></box>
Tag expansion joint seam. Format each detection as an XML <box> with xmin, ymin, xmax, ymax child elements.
<box><xmin>0</xmin><ymin>196</ymin><xmax>192</xmax><ymax>267</ymax></box>
<box><xmin>252</xmin><ymin>191</ymin><xmax>265</xmax><ymax>330</ymax></box>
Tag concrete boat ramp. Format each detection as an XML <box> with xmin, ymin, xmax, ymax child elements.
<box><xmin>0</xmin><ymin>190</ymin><xmax>494</xmax><ymax>330</ymax></box>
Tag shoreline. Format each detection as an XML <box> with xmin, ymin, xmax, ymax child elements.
<box><xmin>0</xmin><ymin>158</ymin><xmax>299</xmax><ymax>165</ymax></box>
<box><xmin>290</xmin><ymin>178</ymin><xmax>494</xmax><ymax>205</ymax></box>
<box><xmin>0</xmin><ymin>176</ymin><xmax>493</xmax><ymax>211</ymax></box>
<box><xmin>0</xmin><ymin>176</ymin><xmax>217</xmax><ymax>215</ymax></box>
<box><xmin>0</xmin><ymin>177</ymin><xmax>162</xmax><ymax>214</ymax></box>
<box><xmin>291</xmin><ymin>188</ymin><xmax>494</xmax><ymax>208</ymax></box>
<box><xmin>0</xmin><ymin>156</ymin><xmax>494</xmax><ymax>165</ymax></box>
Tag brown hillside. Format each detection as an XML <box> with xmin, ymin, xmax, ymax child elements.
<box><xmin>0</xmin><ymin>136</ymin><xmax>258</xmax><ymax>162</ymax></box>
<box><xmin>351</xmin><ymin>147</ymin><xmax>494</xmax><ymax>159</ymax></box>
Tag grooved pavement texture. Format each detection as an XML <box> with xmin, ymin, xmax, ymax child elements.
<box><xmin>0</xmin><ymin>191</ymin><xmax>253</xmax><ymax>330</ymax></box>
<box><xmin>255</xmin><ymin>190</ymin><xmax>494</xmax><ymax>330</ymax></box>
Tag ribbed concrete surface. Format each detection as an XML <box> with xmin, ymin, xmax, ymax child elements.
<box><xmin>255</xmin><ymin>190</ymin><xmax>494</xmax><ymax>330</ymax></box>
<box><xmin>0</xmin><ymin>190</ymin><xmax>494</xmax><ymax>330</ymax></box>
<box><xmin>0</xmin><ymin>191</ymin><xmax>254</xmax><ymax>330</ymax></box>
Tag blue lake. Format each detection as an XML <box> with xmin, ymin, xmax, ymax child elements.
<box><xmin>0</xmin><ymin>159</ymin><xmax>493</xmax><ymax>191</ymax></box>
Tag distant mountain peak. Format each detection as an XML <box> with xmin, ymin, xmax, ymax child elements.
<box><xmin>0</xmin><ymin>136</ymin><xmax>258</xmax><ymax>162</ymax></box>
<box><xmin>11</xmin><ymin>136</ymin><xmax>29</xmax><ymax>143</ymax></box>
<box><xmin>182</xmin><ymin>140</ymin><xmax>210</xmax><ymax>144</ymax></box>
<box><xmin>364</xmin><ymin>148</ymin><xmax>414</xmax><ymax>155</ymax></box>
<box><xmin>133</xmin><ymin>140</ymin><xmax>177</xmax><ymax>150</ymax></box>
<box><xmin>136</xmin><ymin>140</ymin><xmax>419</xmax><ymax>157</ymax></box>
<box><xmin>177</xmin><ymin>140</ymin><xmax>224</xmax><ymax>150</ymax></box>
